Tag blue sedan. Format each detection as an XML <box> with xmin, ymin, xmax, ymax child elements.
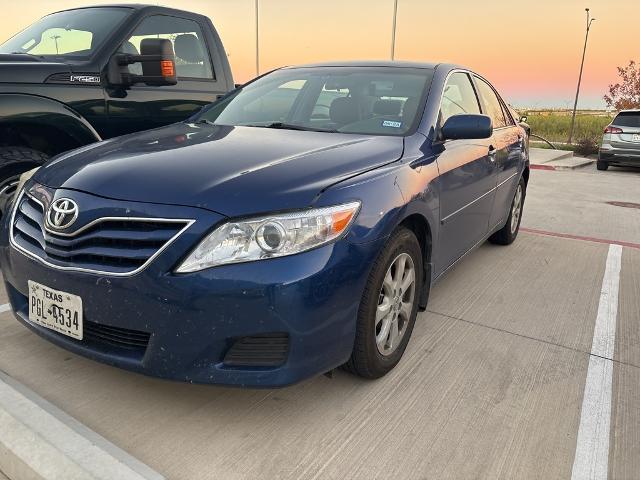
<box><xmin>0</xmin><ymin>62</ymin><xmax>529</xmax><ymax>387</ymax></box>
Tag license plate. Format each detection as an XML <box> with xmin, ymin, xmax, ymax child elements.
<box><xmin>633</xmin><ymin>134</ymin><xmax>640</xmax><ymax>142</ymax></box>
<box><xmin>28</xmin><ymin>281</ymin><xmax>83</xmax><ymax>340</ymax></box>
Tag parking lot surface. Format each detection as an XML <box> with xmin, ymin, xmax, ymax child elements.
<box><xmin>0</xmin><ymin>165</ymin><xmax>639</xmax><ymax>479</ymax></box>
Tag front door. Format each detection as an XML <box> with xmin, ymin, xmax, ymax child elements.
<box><xmin>105</xmin><ymin>14</ymin><xmax>226</xmax><ymax>138</ymax></box>
<box><xmin>434</xmin><ymin>72</ymin><xmax>498</xmax><ymax>275</ymax></box>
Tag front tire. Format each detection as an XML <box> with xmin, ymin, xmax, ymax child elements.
<box><xmin>596</xmin><ymin>160</ymin><xmax>609</xmax><ymax>171</ymax></box>
<box><xmin>489</xmin><ymin>177</ymin><xmax>526</xmax><ymax>245</ymax></box>
<box><xmin>343</xmin><ymin>227</ymin><xmax>423</xmax><ymax>379</ymax></box>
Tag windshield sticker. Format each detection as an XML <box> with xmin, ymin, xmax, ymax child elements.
<box><xmin>382</xmin><ymin>120</ymin><xmax>402</xmax><ymax>128</ymax></box>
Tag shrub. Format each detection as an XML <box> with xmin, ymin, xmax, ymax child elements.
<box><xmin>574</xmin><ymin>137</ymin><xmax>599</xmax><ymax>156</ymax></box>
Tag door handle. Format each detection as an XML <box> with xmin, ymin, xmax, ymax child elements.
<box><xmin>488</xmin><ymin>146</ymin><xmax>497</xmax><ymax>162</ymax></box>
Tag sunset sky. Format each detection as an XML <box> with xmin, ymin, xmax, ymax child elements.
<box><xmin>1</xmin><ymin>0</ymin><xmax>637</xmax><ymax>109</ymax></box>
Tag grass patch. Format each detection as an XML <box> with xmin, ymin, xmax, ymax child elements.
<box><xmin>523</xmin><ymin>112</ymin><xmax>613</xmax><ymax>143</ymax></box>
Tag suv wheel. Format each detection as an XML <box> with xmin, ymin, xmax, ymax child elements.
<box><xmin>0</xmin><ymin>147</ymin><xmax>49</xmax><ymax>218</ymax></box>
<box><xmin>596</xmin><ymin>160</ymin><xmax>609</xmax><ymax>171</ymax></box>
<box><xmin>489</xmin><ymin>177</ymin><xmax>526</xmax><ymax>245</ymax></box>
<box><xmin>343</xmin><ymin>227</ymin><xmax>424</xmax><ymax>379</ymax></box>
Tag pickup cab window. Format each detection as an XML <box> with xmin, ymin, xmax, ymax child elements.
<box><xmin>123</xmin><ymin>15</ymin><xmax>213</xmax><ymax>80</ymax></box>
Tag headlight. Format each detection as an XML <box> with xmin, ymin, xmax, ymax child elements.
<box><xmin>176</xmin><ymin>201</ymin><xmax>361</xmax><ymax>272</ymax></box>
<box><xmin>15</xmin><ymin>167</ymin><xmax>40</xmax><ymax>196</ymax></box>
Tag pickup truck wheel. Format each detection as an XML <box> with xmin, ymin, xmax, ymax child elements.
<box><xmin>0</xmin><ymin>147</ymin><xmax>49</xmax><ymax>218</ymax></box>
<box><xmin>489</xmin><ymin>177</ymin><xmax>526</xmax><ymax>246</ymax></box>
<box><xmin>343</xmin><ymin>227</ymin><xmax>423</xmax><ymax>379</ymax></box>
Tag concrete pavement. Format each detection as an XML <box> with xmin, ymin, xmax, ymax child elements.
<box><xmin>0</xmin><ymin>166</ymin><xmax>639</xmax><ymax>479</ymax></box>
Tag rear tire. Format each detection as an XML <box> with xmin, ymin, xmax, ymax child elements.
<box><xmin>343</xmin><ymin>227</ymin><xmax>423</xmax><ymax>379</ymax></box>
<box><xmin>596</xmin><ymin>160</ymin><xmax>609</xmax><ymax>171</ymax></box>
<box><xmin>0</xmin><ymin>147</ymin><xmax>49</xmax><ymax>218</ymax></box>
<box><xmin>489</xmin><ymin>177</ymin><xmax>526</xmax><ymax>246</ymax></box>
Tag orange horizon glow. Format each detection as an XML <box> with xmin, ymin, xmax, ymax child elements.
<box><xmin>1</xmin><ymin>0</ymin><xmax>636</xmax><ymax>109</ymax></box>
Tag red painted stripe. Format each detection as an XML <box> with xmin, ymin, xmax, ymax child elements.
<box><xmin>530</xmin><ymin>164</ymin><xmax>557</xmax><ymax>171</ymax></box>
<box><xmin>521</xmin><ymin>227</ymin><xmax>640</xmax><ymax>250</ymax></box>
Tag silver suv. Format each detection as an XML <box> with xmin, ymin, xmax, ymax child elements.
<box><xmin>598</xmin><ymin>110</ymin><xmax>640</xmax><ymax>171</ymax></box>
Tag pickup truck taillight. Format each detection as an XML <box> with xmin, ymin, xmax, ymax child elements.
<box><xmin>604</xmin><ymin>126</ymin><xmax>623</xmax><ymax>134</ymax></box>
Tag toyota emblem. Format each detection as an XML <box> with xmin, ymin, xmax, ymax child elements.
<box><xmin>47</xmin><ymin>198</ymin><xmax>79</xmax><ymax>230</ymax></box>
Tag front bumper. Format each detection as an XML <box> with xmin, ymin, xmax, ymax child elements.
<box><xmin>1</xmin><ymin>193</ymin><xmax>384</xmax><ymax>387</ymax></box>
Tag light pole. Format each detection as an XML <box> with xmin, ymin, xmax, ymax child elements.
<box><xmin>255</xmin><ymin>0</ymin><xmax>260</xmax><ymax>76</ymax></box>
<box><xmin>568</xmin><ymin>8</ymin><xmax>595</xmax><ymax>144</ymax></box>
<box><xmin>390</xmin><ymin>0</ymin><xmax>398</xmax><ymax>60</ymax></box>
<box><xmin>51</xmin><ymin>35</ymin><xmax>61</xmax><ymax>54</ymax></box>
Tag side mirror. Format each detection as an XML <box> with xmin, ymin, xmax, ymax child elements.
<box><xmin>519</xmin><ymin>115</ymin><xmax>528</xmax><ymax>123</ymax></box>
<box><xmin>441</xmin><ymin>114</ymin><xmax>493</xmax><ymax>141</ymax></box>
<box><xmin>108</xmin><ymin>38</ymin><xmax>177</xmax><ymax>87</ymax></box>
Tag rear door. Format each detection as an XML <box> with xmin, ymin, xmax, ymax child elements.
<box><xmin>434</xmin><ymin>71</ymin><xmax>497</xmax><ymax>274</ymax></box>
<box><xmin>105</xmin><ymin>14</ymin><xmax>226</xmax><ymax>138</ymax></box>
<box><xmin>473</xmin><ymin>76</ymin><xmax>522</xmax><ymax>231</ymax></box>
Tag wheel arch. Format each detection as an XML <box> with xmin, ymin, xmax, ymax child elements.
<box><xmin>0</xmin><ymin>94</ymin><xmax>101</xmax><ymax>157</ymax></box>
<box><xmin>398</xmin><ymin>212</ymin><xmax>433</xmax><ymax>310</ymax></box>
<box><xmin>522</xmin><ymin>164</ymin><xmax>530</xmax><ymax>187</ymax></box>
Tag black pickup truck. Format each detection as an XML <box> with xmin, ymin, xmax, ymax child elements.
<box><xmin>0</xmin><ymin>4</ymin><xmax>234</xmax><ymax>211</ymax></box>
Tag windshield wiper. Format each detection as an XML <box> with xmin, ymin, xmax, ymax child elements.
<box><xmin>259</xmin><ymin>122</ymin><xmax>339</xmax><ymax>133</ymax></box>
<box><xmin>10</xmin><ymin>52</ymin><xmax>45</xmax><ymax>60</ymax></box>
<box><xmin>194</xmin><ymin>119</ymin><xmax>216</xmax><ymax>126</ymax></box>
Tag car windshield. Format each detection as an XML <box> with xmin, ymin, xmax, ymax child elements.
<box><xmin>195</xmin><ymin>66</ymin><xmax>434</xmax><ymax>136</ymax></box>
<box><xmin>0</xmin><ymin>7</ymin><xmax>131</xmax><ymax>59</ymax></box>
<box><xmin>613</xmin><ymin>111</ymin><xmax>640</xmax><ymax>128</ymax></box>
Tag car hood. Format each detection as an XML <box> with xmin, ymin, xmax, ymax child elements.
<box><xmin>0</xmin><ymin>58</ymin><xmax>71</xmax><ymax>84</ymax></box>
<box><xmin>34</xmin><ymin>123</ymin><xmax>404</xmax><ymax>217</ymax></box>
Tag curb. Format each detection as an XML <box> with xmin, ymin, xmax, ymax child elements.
<box><xmin>530</xmin><ymin>159</ymin><xmax>594</xmax><ymax>171</ymax></box>
<box><xmin>530</xmin><ymin>164</ymin><xmax>557</xmax><ymax>171</ymax></box>
<box><xmin>0</xmin><ymin>370</ymin><xmax>164</xmax><ymax>480</ymax></box>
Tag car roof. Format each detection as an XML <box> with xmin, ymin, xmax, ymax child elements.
<box><xmin>51</xmin><ymin>4</ymin><xmax>201</xmax><ymax>17</ymax></box>
<box><xmin>616</xmin><ymin>109</ymin><xmax>640</xmax><ymax>113</ymax></box>
<box><xmin>283</xmin><ymin>60</ymin><xmax>448</xmax><ymax>70</ymax></box>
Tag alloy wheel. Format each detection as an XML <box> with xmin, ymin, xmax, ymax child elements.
<box><xmin>375</xmin><ymin>253</ymin><xmax>416</xmax><ymax>356</ymax></box>
<box><xmin>510</xmin><ymin>184</ymin><xmax>523</xmax><ymax>235</ymax></box>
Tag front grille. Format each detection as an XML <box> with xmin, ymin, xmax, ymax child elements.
<box><xmin>224</xmin><ymin>333</ymin><xmax>290</xmax><ymax>367</ymax></box>
<box><xmin>84</xmin><ymin>321</ymin><xmax>151</xmax><ymax>351</ymax></box>
<box><xmin>11</xmin><ymin>193</ymin><xmax>190</xmax><ymax>275</ymax></box>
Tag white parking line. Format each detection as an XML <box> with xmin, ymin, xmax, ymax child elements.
<box><xmin>0</xmin><ymin>304</ymin><xmax>10</xmax><ymax>314</ymax></box>
<box><xmin>571</xmin><ymin>244</ymin><xmax>622</xmax><ymax>480</ymax></box>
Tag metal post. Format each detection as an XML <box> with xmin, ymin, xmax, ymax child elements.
<box><xmin>255</xmin><ymin>0</ymin><xmax>260</xmax><ymax>76</ymax></box>
<box><xmin>568</xmin><ymin>8</ymin><xmax>595</xmax><ymax>144</ymax></box>
<box><xmin>390</xmin><ymin>0</ymin><xmax>398</xmax><ymax>60</ymax></box>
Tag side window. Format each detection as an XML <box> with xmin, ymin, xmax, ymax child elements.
<box><xmin>501</xmin><ymin>102</ymin><xmax>516</xmax><ymax>126</ymax></box>
<box><xmin>122</xmin><ymin>15</ymin><xmax>213</xmax><ymax>80</ymax></box>
<box><xmin>439</xmin><ymin>72</ymin><xmax>481</xmax><ymax>128</ymax></box>
<box><xmin>474</xmin><ymin>77</ymin><xmax>507</xmax><ymax>129</ymax></box>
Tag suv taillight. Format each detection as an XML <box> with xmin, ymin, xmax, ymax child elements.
<box><xmin>604</xmin><ymin>125</ymin><xmax>623</xmax><ymax>134</ymax></box>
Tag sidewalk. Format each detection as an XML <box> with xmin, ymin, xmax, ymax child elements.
<box><xmin>529</xmin><ymin>147</ymin><xmax>594</xmax><ymax>170</ymax></box>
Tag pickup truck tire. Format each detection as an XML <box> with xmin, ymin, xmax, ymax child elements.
<box><xmin>0</xmin><ymin>147</ymin><xmax>49</xmax><ymax>218</ymax></box>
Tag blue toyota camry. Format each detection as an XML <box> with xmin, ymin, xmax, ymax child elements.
<box><xmin>0</xmin><ymin>62</ymin><xmax>529</xmax><ymax>387</ymax></box>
